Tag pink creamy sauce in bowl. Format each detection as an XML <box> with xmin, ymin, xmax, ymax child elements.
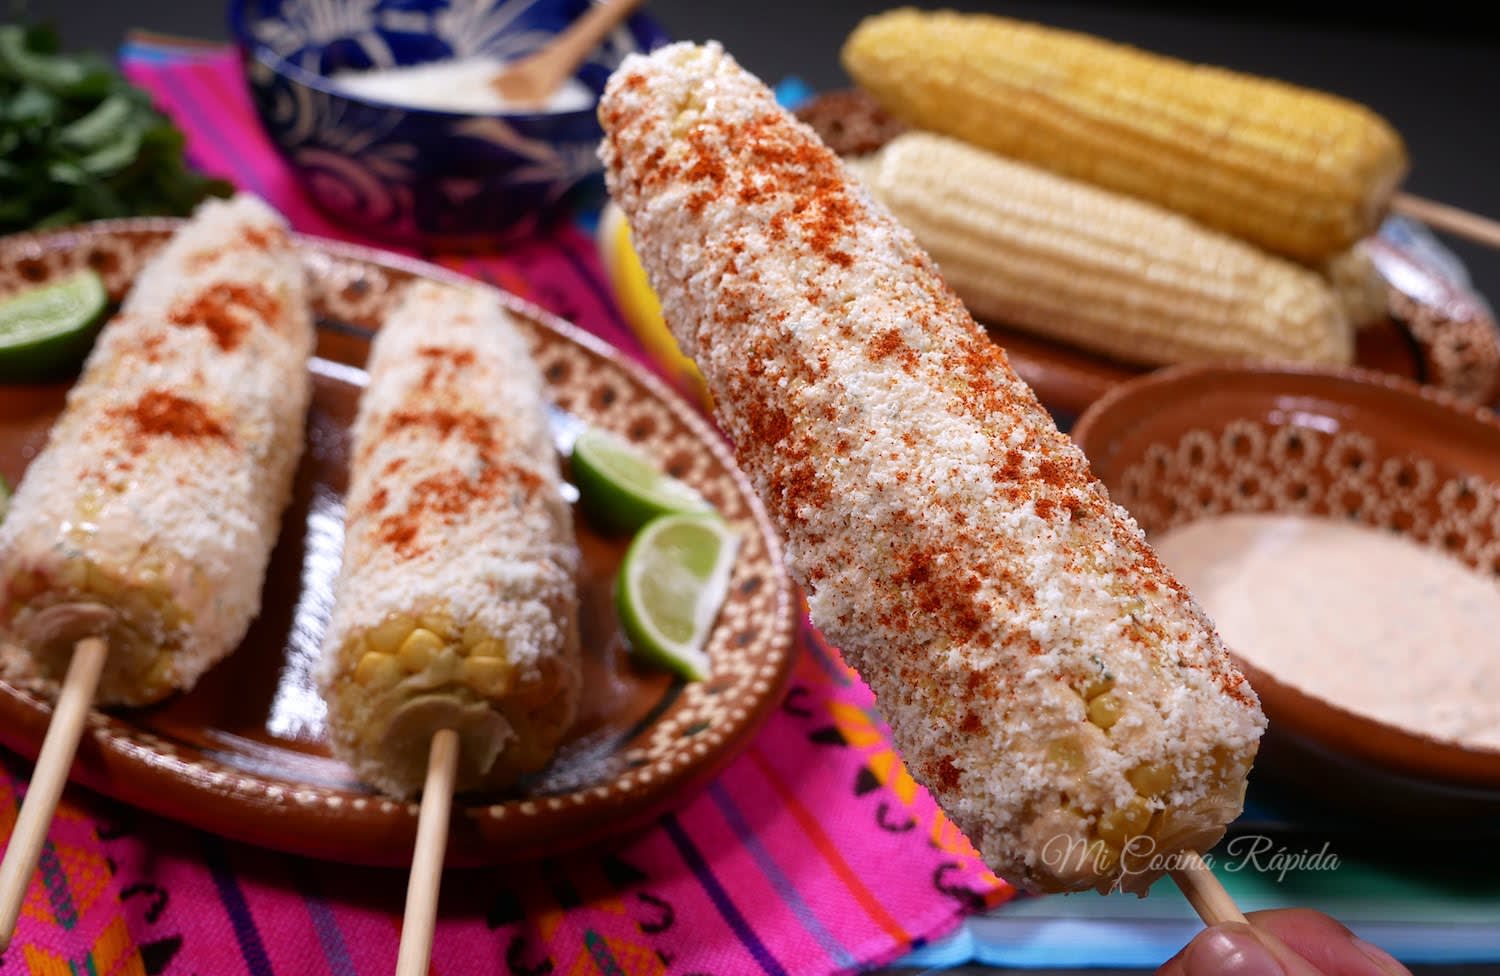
<box><xmin>1072</xmin><ymin>362</ymin><xmax>1500</xmax><ymax>821</ymax></box>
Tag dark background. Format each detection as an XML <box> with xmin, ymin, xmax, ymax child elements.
<box><xmin>20</xmin><ymin>2</ymin><xmax>1500</xmax><ymax>972</ymax></box>
<box><xmin>26</xmin><ymin>0</ymin><xmax>1500</xmax><ymax>311</ymax></box>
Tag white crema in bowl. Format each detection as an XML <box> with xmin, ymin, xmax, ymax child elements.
<box><xmin>330</xmin><ymin>56</ymin><xmax>596</xmax><ymax>114</ymax></box>
<box><xmin>1153</xmin><ymin>512</ymin><xmax>1500</xmax><ymax>751</ymax></box>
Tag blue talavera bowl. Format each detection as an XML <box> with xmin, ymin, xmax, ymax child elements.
<box><xmin>227</xmin><ymin>0</ymin><xmax>670</xmax><ymax>247</ymax></box>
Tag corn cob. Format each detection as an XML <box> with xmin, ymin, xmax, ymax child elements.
<box><xmin>846</xmin><ymin>131</ymin><xmax>1354</xmax><ymax>369</ymax></box>
<box><xmin>318</xmin><ymin>280</ymin><xmax>581</xmax><ymax>799</ymax></box>
<box><xmin>841</xmin><ymin>8</ymin><xmax>1408</xmax><ymax>264</ymax></box>
<box><xmin>1320</xmin><ymin>242</ymin><xmax>1389</xmax><ymax>330</ymax></box>
<box><xmin>600</xmin><ymin>42</ymin><xmax>1266</xmax><ymax>895</ymax></box>
<box><xmin>0</xmin><ymin>194</ymin><xmax>312</xmax><ymax>706</ymax></box>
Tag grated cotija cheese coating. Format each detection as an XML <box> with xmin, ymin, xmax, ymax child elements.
<box><xmin>598</xmin><ymin>41</ymin><xmax>1266</xmax><ymax>894</ymax></box>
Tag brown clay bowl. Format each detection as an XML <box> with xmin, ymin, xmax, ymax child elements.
<box><xmin>1071</xmin><ymin>363</ymin><xmax>1500</xmax><ymax>819</ymax></box>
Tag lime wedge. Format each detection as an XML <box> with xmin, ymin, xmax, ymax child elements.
<box><xmin>0</xmin><ymin>269</ymin><xmax>109</xmax><ymax>380</ymax></box>
<box><xmin>0</xmin><ymin>474</ymin><xmax>9</xmax><ymax>524</ymax></box>
<box><xmin>617</xmin><ymin>513</ymin><xmax>740</xmax><ymax>681</ymax></box>
<box><xmin>572</xmin><ymin>426</ymin><xmax>713</xmax><ymax>534</ymax></box>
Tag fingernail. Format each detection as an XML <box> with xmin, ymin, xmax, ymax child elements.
<box><xmin>1185</xmin><ymin>925</ymin><xmax>1285</xmax><ymax>976</ymax></box>
<box><xmin>1353</xmin><ymin>937</ymin><xmax>1412</xmax><ymax>976</ymax></box>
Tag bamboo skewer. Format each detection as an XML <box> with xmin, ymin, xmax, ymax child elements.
<box><xmin>1392</xmin><ymin>192</ymin><xmax>1500</xmax><ymax>252</ymax></box>
<box><xmin>394</xmin><ymin>728</ymin><xmax>460</xmax><ymax>976</ymax></box>
<box><xmin>0</xmin><ymin>636</ymin><xmax>109</xmax><ymax>951</ymax></box>
<box><xmin>1170</xmin><ymin>850</ymin><xmax>1248</xmax><ymax>927</ymax></box>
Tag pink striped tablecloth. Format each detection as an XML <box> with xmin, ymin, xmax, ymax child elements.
<box><xmin>0</xmin><ymin>38</ymin><xmax>1012</xmax><ymax>976</ymax></box>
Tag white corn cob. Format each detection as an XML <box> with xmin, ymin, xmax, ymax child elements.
<box><xmin>846</xmin><ymin>131</ymin><xmax>1354</xmax><ymax>369</ymax></box>
<box><xmin>0</xmin><ymin>193</ymin><xmax>313</xmax><ymax>705</ymax></box>
<box><xmin>599</xmin><ymin>42</ymin><xmax>1266</xmax><ymax>895</ymax></box>
<box><xmin>1320</xmin><ymin>241</ymin><xmax>1389</xmax><ymax>330</ymax></box>
<box><xmin>318</xmin><ymin>280</ymin><xmax>581</xmax><ymax>798</ymax></box>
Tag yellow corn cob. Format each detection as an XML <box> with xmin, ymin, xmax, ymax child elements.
<box><xmin>841</xmin><ymin>8</ymin><xmax>1408</xmax><ymax>263</ymax></box>
<box><xmin>847</xmin><ymin>131</ymin><xmax>1354</xmax><ymax>369</ymax></box>
<box><xmin>318</xmin><ymin>280</ymin><xmax>581</xmax><ymax>798</ymax></box>
<box><xmin>600</xmin><ymin>41</ymin><xmax>1265</xmax><ymax>895</ymax></box>
<box><xmin>0</xmin><ymin>194</ymin><xmax>312</xmax><ymax>705</ymax></box>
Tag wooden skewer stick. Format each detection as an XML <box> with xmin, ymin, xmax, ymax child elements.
<box><xmin>0</xmin><ymin>636</ymin><xmax>108</xmax><ymax>951</ymax></box>
<box><xmin>394</xmin><ymin>728</ymin><xmax>460</xmax><ymax>976</ymax></box>
<box><xmin>1170</xmin><ymin>849</ymin><xmax>1248</xmax><ymax>927</ymax></box>
<box><xmin>1391</xmin><ymin>192</ymin><xmax>1500</xmax><ymax>252</ymax></box>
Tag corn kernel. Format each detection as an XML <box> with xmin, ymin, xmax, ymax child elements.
<box><xmin>1046</xmin><ymin>737</ymin><xmax>1085</xmax><ymax>770</ymax></box>
<box><xmin>87</xmin><ymin>565</ymin><xmax>125</xmax><ymax>603</ymax></box>
<box><xmin>355</xmin><ymin>651</ymin><xmax>401</xmax><ymax>688</ymax></box>
<box><xmin>157</xmin><ymin>594</ymin><xmax>185</xmax><ymax>630</ymax></box>
<box><xmin>1209</xmin><ymin>744</ymin><xmax>1245</xmax><ymax>780</ymax></box>
<box><xmin>461</xmin><ymin>619</ymin><xmax>490</xmax><ymax>649</ymax></box>
<box><xmin>367</xmin><ymin>617</ymin><xmax>411</xmax><ymax>655</ymax></box>
<box><xmin>1127</xmin><ymin>762</ymin><xmax>1175</xmax><ymax>797</ymax></box>
<box><xmin>1081</xmin><ymin>674</ymin><xmax>1115</xmax><ymax>700</ymax></box>
<box><xmin>342</xmin><ymin>635</ymin><xmax>370</xmax><ymax>663</ymax></box>
<box><xmin>419</xmin><ymin>612</ymin><xmax>455</xmax><ymax>640</ymax></box>
<box><xmin>1079</xmin><ymin>655</ymin><xmax>1115</xmax><ymax>699</ymax></box>
<box><xmin>60</xmin><ymin>559</ymin><xmax>90</xmax><ymax>590</ymax></box>
<box><xmin>142</xmin><ymin>654</ymin><xmax>174</xmax><ymax>696</ymax></box>
<box><xmin>397</xmin><ymin>628</ymin><xmax>445</xmax><ymax>672</ymax></box>
<box><xmin>120</xmin><ymin>588</ymin><xmax>155</xmax><ymax>626</ymax></box>
<box><xmin>462</xmin><ymin>657</ymin><xmax>514</xmax><ymax>698</ymax></box>
<box><xmin>468</xmin><ymin>638</ymin><xmax>506</xmax><ymax>660</ymax></box>
<box><xmin>1087</xmin><ymin>692</ymin><xmax>1124</xmax><ymax>730</ymax></box>
<box><xmin>1097</xmin><ymin>797</ymin><xmax>1152</xmax><ymax>847</ymax></box>
<box><xmin>76</xmin><ymin>489</ymin><xmax>103</xmax><ymax>521</ymax></box>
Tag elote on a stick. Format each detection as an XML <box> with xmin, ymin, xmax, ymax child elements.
<box><xmin>841</xmin><ymin>8</ymin><xmax>1408</xmax><ymax>263</ymax></box>
<box><xmin>318</xmin><ymin>280</ymin><xmax>581</xmax><ymax>798</ymax></box>
<box><xmin>599</xmin><ymin>42</ymin><xmax>1267</xmax><ymax>895</ymax></box>
<box><xmin>846</xmin><ymin>131</ymin><xmax>1356</xmax><ymax>369</ymax></box>
<box><xmin>0</xmin><ymin>194</ymin><xmax>312</xmax><ymax>705</ymax></box>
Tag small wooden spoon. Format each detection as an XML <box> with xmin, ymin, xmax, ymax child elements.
<box><xmin>490</xmin><ymin>0</ymin><xmax>645</xmax><ymax>109</ymax></box>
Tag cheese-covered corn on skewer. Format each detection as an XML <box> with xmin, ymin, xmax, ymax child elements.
<box><xmin>846</xmin><ymin>132</ymin><xmax>1355</xmax><ymax>369</ymax></box>
<box><xmin>842</xmin><ymin>8</ymin><xmax>1408</xmax><ymax>263</ymax></box>
<box><xmin>600</xmin><ymin>42</ymin><xmax>1266</xmax><ymax>895</ymax></box>
<box><xmin>318</xmin><ymin>280</ymin><xmax>581</xmax><ymax>799</ymax></box>
<box><xmin>0</xmin><ymin>194</ymin><xmax>313</xmax><ymax>705</ymax></box>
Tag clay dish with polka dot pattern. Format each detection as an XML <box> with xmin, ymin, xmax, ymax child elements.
<box><xmin>1073</xmin><ymin>363</ymin><xmax>1500</xmax><ymax>819</ymax></box>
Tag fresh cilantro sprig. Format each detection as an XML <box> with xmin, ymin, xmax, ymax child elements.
<box><xmin>0</xmin><ymin>22</ymin><xmax>232</xmax><ymax>234</ymax></box>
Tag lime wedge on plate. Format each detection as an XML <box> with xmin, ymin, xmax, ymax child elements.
<box><xmin>572</xmin><ymin>426</ymin><xmax>713</xmax><ymax>534</ymax></box>
<box><xmin>617</xmin><ymin>513</ymin><xmax>740</xmax><ymax>681</ymax></box>
<box><xmin>0</xmin><ymin>269</ymin><xmax>109</xmax><ymax>380</ymax></box>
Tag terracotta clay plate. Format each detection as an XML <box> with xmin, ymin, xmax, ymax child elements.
<box><xmin>997</xmin><ymin>320</ymin><xmax>1431</xmax><ymax>422</ymax></box>
<box><xmin>0</xmin><ymin>219</ymin><xmax>798</xmax><ymax>866</ymax></box>
<box><xmin>1072</xmin><ymin>363</ymin><xmax>1500</xmax><ymax>818</ymax></box>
